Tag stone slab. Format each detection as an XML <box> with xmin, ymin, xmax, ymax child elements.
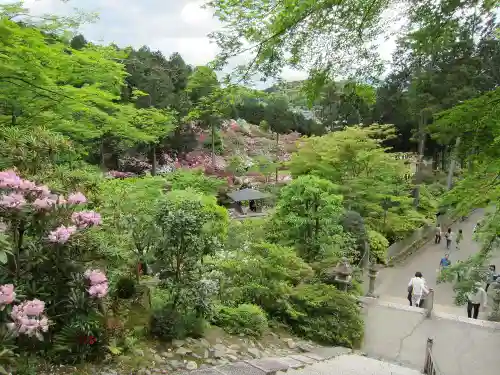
<box><xmin>301</xmin><ymin>353</ymin><xmax>324</xmax><ymax>361</ymax></box>
<box><xmin>245</xmin><ymin>357</ymin><xmax>290</xmax><ymax>374</ymax></box>
<box><xmin>287</xmin><ymin>355</ymin><xmax>316</xmax><ymax>365</ymax></box>
<box><xmin>217</xmin><ymin>362</ymin><xmax>267</xmax><ymax>375</ymax></box>
<box><xmin>311</xmin><ymin>346</ymin><xmax>352</xmax><ymax>360</ymax></box>
<box><xmin>276</xmin><ymin>356</ymin><xmax>306</xmax><ymax>369</ymax></box>
<box><xmin>175</xmin><ymin>369</ymin><xmax>225</xmax><ymax>375</ymax></box>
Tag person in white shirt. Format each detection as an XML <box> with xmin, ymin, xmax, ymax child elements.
<box><xmin>408</xmin><ymin>272</ymin><xmax>429</xmax><ymax>307</ymax></box>
<box><xmin>467</xmin><ymin>282</ymin><xmax>487</xmax><ymax>319</ymax></box>
<box><xmin>445</xmin><ymin>228</ymin><xmax>453</xmax><ymax>249</ymax></box>
<box><xmin>434</xmin><ymin>224</ymin><xmax>442</xmax><ymax>244</ymax></box>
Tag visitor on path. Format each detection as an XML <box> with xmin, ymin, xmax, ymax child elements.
<box><xmin>456</xmin><ymin>229</ymin><xmax>463</xmax><ymax>250</ymax></box>
<box><xmin>473</xmin><ymin>220</ymin><xmax>482</xmax><ymax>234</ymax></box>
<box><xmin>408</xmin><ymin>272</ymin><xmax>429</xmax><ymax>307</ymax></box>
<box><xmin>435</xmin><ymin>224</ymin><xmax>442</xmax><ymax>244</ymax></box>
<box><xmin>485</xmin><ymin>265</ymin><xmax>497</xmax><ymax>292</ymax></box>
<box><xmin>466</xmin><ymin>282</ymin><xmax>487</xmax><ymax>319</ymax></box>
<box><xmin>455</xmin><ymin>260</ymin><xmax>465</xmax><ymax>282</ymax></box>
<box><xmin>439</xmin><ymin>253</ymin><xmax>451</xmax><ymax>271</ymax></box>
<box><xmin>445</xmin><ymin>228</ymin><xmax>453</xmax><ymax>249</ymax></box>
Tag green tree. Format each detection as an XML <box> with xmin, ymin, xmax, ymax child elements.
<box><xmin>289</xmin><ymin>125</ymin><xmax>428</xmax><ymax>241</ymax></box>
<box><xmin>272</xmin><ymin>175</ymin><xmax>345</xmax><ymax>261</ymax></box>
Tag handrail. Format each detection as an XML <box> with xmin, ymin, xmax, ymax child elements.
<box><xmin>423</xmin><ymin>338</ymin><xmax>443</xmax><ymax>375</ymax></box>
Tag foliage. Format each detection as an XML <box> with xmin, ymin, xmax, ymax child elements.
<box><xmin>283</xmin><ymin>283</ymin><xmax>363</xmax><ymax>347</ymax></box>
<box><xmin>114</xmin><ymin>276</ymin><xmax>137</xmax><ymax>300</ymax></box>
<box><xmin>150</xmin><ymin>305</ymin><xmax>205</xmax><ymax>341</ymax></box>
<box><xmin>367</xmin><ymin>230</ymin><xmax>389</xmax><ymax>264</ymax></box>
<box><xmin>289</xmin><ymin>125</ymin><xmax>429</xmax><ymax>241</ymax></box>
<box><xmin>271</xmin><ymin>175</ymin><xmax>345</xmax><ymax>261</ymax></box>
<box><xmin>208</xmin><ymin>0</ymin><xmax>389</xmax><ymax>83</ymax></box>
<box><xmin>212</xmin><ymin>242</ymin><xmax>314</xmax><ymax>316</ymax></box>
<box><xmin>163</xmin><ymin>169</ymin><xmax>226</xmax><ymax>195</ymax></box>
<box><xmin>212</xmin><ymin>304</ymin><xmax>268</xmax><ymax>337</ymax></box>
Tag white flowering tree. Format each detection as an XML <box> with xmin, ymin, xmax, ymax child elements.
<box><xmin>0</xmin><ymin>170</ymin><xmax>109</xmax><ymax>365</ymax></box>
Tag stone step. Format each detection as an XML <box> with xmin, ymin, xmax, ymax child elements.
<box><xmin>176</xmin><ymin>347</ymin><xmax>353</xmax><ymax>375</ymax></box>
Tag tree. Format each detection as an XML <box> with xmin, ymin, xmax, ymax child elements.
<box><xmin>207</xmin><ymin>0</ymin><xmax>389</xmax><ymax>83</ymax></box>
<box><xmin>288</xmin><ymin>125</ymin><xmax>428</xmax><ymax>241</ymax></box>
<box><xmin>429</xmin><ymin>88</ymin><xmax>500</xmax><ymax>304</ymax></box>
<box><xmin>271</xmin><ymin>175</ymin><xmax>345</xmax><ymax>262</ymax></box>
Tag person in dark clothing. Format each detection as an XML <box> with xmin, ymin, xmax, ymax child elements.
<box><xmin>485</xmin><ymin>265</ymin><xmax>497</xmax><ymax>292</ymax></box>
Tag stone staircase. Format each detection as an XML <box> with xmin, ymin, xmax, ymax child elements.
<box><xmin>176</xmin><ymin>347</ymin><xmax>421</xmax><ymax>375</ymax></box>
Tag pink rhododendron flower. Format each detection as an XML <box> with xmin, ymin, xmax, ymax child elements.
<box><xmin>34</xmin><ymin>185</ymin><xmax>51</xmax><ymax>198</ymax></box>
<box><xmin>33</xmin><ymin>197</ymin><xmax>57</xmax><ymax>210</ymax></box>
<box><xmin>9</xmin><ymin>299</ymin><xmax>49</xmax><ymax>340</ymax></box>
<box><xmin>84</xmin><ymin>269</ymin><xmax>109</xmax><ymax>298</ymax></box>
<box><xmin>0</xmin><ymin>193</ymin><xmax>26</xmax><ymax>209</ymax></box>
<box><xmin>0</xmin><ymin>284</ymin><xmax>15</xmax><ymax>310</ymax></box>
<box><xmin>48</xmin><ymin>225</ymin><xmax>77</xmax><ymax>244</ymax></box>
<box><xmin>71</xmin><ymin>211</ymin><xmax>101</xmax><ymax>228</ymax></box>
<box><xmin>0</xmin><ymin>170</ymin><xmax>21</xmax><ymax>189</ymax></box>
<box><xmin>67</xmin><ymin>192</ymin><xmax>87</xmax><ymax>204</ymax></box>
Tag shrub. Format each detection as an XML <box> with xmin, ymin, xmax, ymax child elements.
<box><xmin>212</xmin><ymin>304</ymin><xmax>268</xmax><ymax>337</ymax></box>
<box><xmin>114</xmin><ymin>276</ymin><xmax>137</xmax><ymax>299</ymax></box>
<box><xmin>284</xmin><ymin>284</ymin><xmax>363</xmax><ymax>348</ymax></box>
<box><xmin>150</xmin><ymin>305</ymin><xmax>205</xmax><ymax>341</ymax></box>
<box><xmin>368</xmin><ymin>230</ymin><xmax>389</xmax><ymax>264</ymax></box>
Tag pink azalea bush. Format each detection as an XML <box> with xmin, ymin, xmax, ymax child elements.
<box><xmin>8</xmin><ymin>298</ymin><xmax>49</xmax><ymax>340</ymax></box>
<box><xmin>0</xmin><ymin>284</ymin><xmax>15</xmax><ymax>310</ymax></box>
<box><xmin>47</xmin><ymin>225</ymin><xmax>77</xmax><ymax>244</ymax></box>
<box><xmin>71</xmin><ymin>211</ymin><xmax>102</xmax><ymax>228</ymax></box>
<box><xmin>85</xmin><ymin>269</ymin><xmax>109</xmax><ymax>298</ymax></box>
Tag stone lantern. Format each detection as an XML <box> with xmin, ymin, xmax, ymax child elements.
<box><xmin>333</xmin><ymin>257</ymin><xmax>353</xmax><ymax>291</ymax></box>
<box><xmin>365</xmin><ymin>262</ymin><xmax>379</xmax><ymax>298</ymax></box>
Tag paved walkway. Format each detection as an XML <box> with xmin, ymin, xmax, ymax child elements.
<box><xmin>375</xmin><ymin>208</ymin><xmax>500</xmax><ymax>317</ymax></box>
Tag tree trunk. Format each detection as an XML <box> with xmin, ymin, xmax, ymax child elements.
<box><xmin>212</xmin><ymin>123</ymin><xmax>216</xmax><ymax>168</ymax></box>
<box><xmin>447</xmin><ymin>137</ymin><xmax>461</xmax><ymax>190</ymax></box>
<box><xmin>100</xmin><ymin>139</ymin><xmax>106</xmax><ymax>170</ymax></box>
<box><xmin>151</xmin><ymin>145</ymin><xmax>157</xmax><ymax>176</ymax></box>
<box><xmin>275</xmin><ymin>132</ymin><xmax>279</xmax><ymax>182</ymax></box>
<box><xmin>413</xmin><ymin>113</ymin><xmax>426</xmax><ymax>208</ymax></box>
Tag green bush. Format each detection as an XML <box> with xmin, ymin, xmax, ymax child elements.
<box><xmin>368</xmin><ymin>230</ymin><xmax>389</xmax><ymax>264</ymax></box>
<box><xmin>150</xmin><ymin>305</ymin><xmax>205</xmax><ymax>341</ymax></box>
<box><xmin>212</xmin><ymin>304</ymin><xmax>268</xmax><ymax>337</ymax></box>
<box><xmin>284</xmin><ymin>284</ymin><xmax>363</xmax><ymax>348</ymax></box>
<box><xmin>114</xmin><ymin>276</ymin><xmax>137</xmax><ymax>299</ymax></box>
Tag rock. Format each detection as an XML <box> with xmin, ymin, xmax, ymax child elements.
<box><xmin>198</xmin><ymin>338</ymin><xmax>211</xmax><ymax>348</ymax></box>
<box><xmin>211</xmin><ymin>343</ymin><xmax>226</xmax><ymax>358</ymax></box>
<box><xmin>172</xmin><ymin>339</ymin><xmax>185</xmax><ymax>348</ymax></box>
<box><xmin>228</xmin><ymin>344</ymin><xmax>240</xmax><ymax>351</ymax></box>
<box><xmin>169</xmin><ymin>360</ymin><xmax>183</xmax><ymax>369</ymax></box>
<box><xmin>297</xmin><ymin>342</ymin><xmax>314</xmax><ymax>352</ymax></box>
<box><xmin>284</xmin><ymin>338</ymin><xmax>296</xmax><ymax>349</ymax></box>
<box><xmin>137</xmin><ymin>370</ymin><xmax>151</xmax><ymax>375</ymax></box>
<box><xmin>215</xmin><ymin>338</ymin><xmax>223</xmax><ymax>344</ymax></box>
<box><xmin>186</xmin><ymin>361</ymin><xmax>198</xmax><ymax>370</ymax></box>
<box><xmin>162</xmin><ymin>351</ymin><xmax>174</xmax><ymax>358</ymax></box>
<box><xmin>247</xmin><ymin>348</ymin><xmax>261</xmax><ymax>359</ymax></box>
<box><xmin>153</xmin><ymin>354</ymin><xmax>166</xmax><ymax>363</ymax></box>
<box><xmin>256</xmin><ymin>342</ymin><xmax>265</xmax><ymax>350</ymax></box>
<box><xmin>176</xmin><ymin>347</ymin><xmax>192</xmax><ymax>355</ymax></box>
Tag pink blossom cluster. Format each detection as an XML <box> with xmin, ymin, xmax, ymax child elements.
<box><xmin>8</xmin><ymin>299</ymin><xmax>49</xmax><ymax>340</ymax></box>
<box><xmin>0</xmin><ymin>284</ymin><xmax>15</xmax><ymax>310</ymax></box>
<box><xmin>0</xmin><ymin>170</ymin><xmax>87</xmax><ymax>212</ymax></box>
<box><xmin>71</xmin><ymin>211</ymin><xmax>101</xmax><ymax>228</ymax></box>
<box><xmin>84</xmin><ymin>269</ymin><xmax>109</xmax><ymax>298</ymax></box>
<box><xmin>48</xmin><ymin>225</ymin><xmax>77</xmax><ymax>244</ymax></box>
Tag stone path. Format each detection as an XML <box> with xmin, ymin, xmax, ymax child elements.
<box><xmin>374</xmin><ymin>208</ymin><xmax>500</xmax><ymax>317</ymax></box>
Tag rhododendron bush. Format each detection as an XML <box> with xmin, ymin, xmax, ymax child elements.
<box><xmin>0</xmin><ymin>170</ymin><xmax>108</xmax><ymax>362</ymax></box>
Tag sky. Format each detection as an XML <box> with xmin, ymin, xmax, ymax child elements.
<box><xmin>6</xmin><ymin>0</ymin><xmax>401</xmax><ymax>86</ymax></box>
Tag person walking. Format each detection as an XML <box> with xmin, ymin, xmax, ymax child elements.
<box><xmin>456</xmin><ymin>229</ymin><xmax>463</xmax><ymax>250</ymax></box>
<box><xmin>466</xmin><ymin>282</ymin><xmax>487</xmax><ymax>319</ymax></box>
<box><xmin>445</xmin><ymin>228</ymin><xmax>453</xmax><ymax>250</ymax></box>
<box><xmin>485</xmin><ymin>265</ymin><xmax>497</xmax><ymax>292</ymax></box>
<box><xmin>439</xmin><ymin>253</ymin><xmax>451</xmax><ymax>271</ymax></box>
<box><xmin>408</xmin><ymin>272</ymin><xmax>429</xmax><ymax>307</ymax></box>
<box><xmin>434</xmin><ymin>224</ymin><xmax>442</xmax><ymax>244</ymax></box>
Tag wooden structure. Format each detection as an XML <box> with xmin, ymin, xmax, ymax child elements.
<box><xmin>227</xmin><ymin>188</ymin><xmax>271</xmax><ymax>218</ymax></box>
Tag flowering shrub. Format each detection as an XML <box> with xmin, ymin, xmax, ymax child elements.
<box><xmin>0</xmin><ymin>170</ymin><xmax>108</xmax><ymax>363</ymax></box>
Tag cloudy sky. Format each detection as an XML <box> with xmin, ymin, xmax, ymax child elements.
<box><xmin>7</xmin><ymin>0</ymin><xmax>399</xmax><ymax>85</ymax></box>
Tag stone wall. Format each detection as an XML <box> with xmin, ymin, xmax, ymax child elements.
<box><xmin>386</xmin><ymin>214</ymin><xmax>454</xmax><ymax>265</ymax></box>
<box><xmin>360</xmin><ymin>297</ymin><xmax>500</xmax><ymax>375</ymax></box>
